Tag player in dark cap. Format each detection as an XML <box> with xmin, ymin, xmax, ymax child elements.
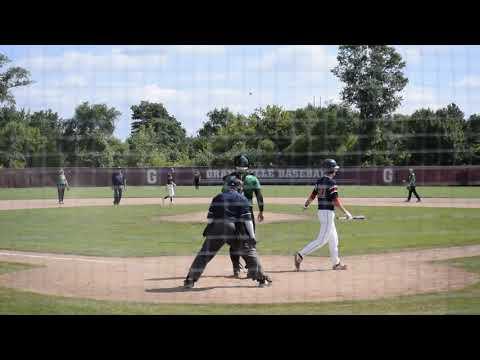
<box><xmin>294</xmin><ymin>159</ymin><xmax>352</xmax><ymax>271</ymax></box>
<box><xmin>112</xmin><ymin>167</ymin><xmax>127</xmax><ymax>205</ymax></box>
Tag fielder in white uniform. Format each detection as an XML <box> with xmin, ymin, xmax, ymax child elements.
<box><xmin>163</xmin><ymin>172</ymin><xmax>176</xmax><ymax>206</ymax></box>
<box><xmin>294</xmin><ymin>159</ymin><xmax>352</xmax><ymax>271</ymax></box>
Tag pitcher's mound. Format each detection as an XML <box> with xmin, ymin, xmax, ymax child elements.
<box><xmin>154</xmin><ymin>211</ymin><xmax>310</xmax><ymax>224</ymax></box>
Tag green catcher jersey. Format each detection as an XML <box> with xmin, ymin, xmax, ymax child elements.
<box><xmin>242</xmin><ymin>174</ymin><xmax>261</xmax><ymax>203</ymax></box>
<box><xmin>222</xmin><ymin>172</ymin><xmax>261</xmax><ymax>205</ymax></box>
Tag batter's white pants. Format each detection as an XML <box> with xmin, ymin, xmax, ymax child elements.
<box><xmin>299</xmin><ymin>210</ymin><xmax>340</xmax><ymax>266</ymax></box>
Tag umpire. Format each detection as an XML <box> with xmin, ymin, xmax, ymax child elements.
<box><xmin>183</xmin><ymin>178</ymin><xmax>272</xmax><ymax>289</ymax></box>
<box><xmin>112</xmin><ymin>167</ymin><xmax>127</xmax><ymax>205</ymax></box>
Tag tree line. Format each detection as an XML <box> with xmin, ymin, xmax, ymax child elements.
<box><xmin>0</xmin><ymin>46</ymin><xmax>479</xmax><ymax>169</ymax></box>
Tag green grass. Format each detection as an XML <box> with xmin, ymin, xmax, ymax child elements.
<box><xmin>0</xmin><ymin>185</ymin><xmax>479</xmax><ymax>200</ymax></box>
<box><xmin>0</xmin><ymin>204</ymin><xmax>479</xmax><ymax>257</ymax></box>
<box><xmin>0</xmin><ymin>261</ymin><xmax>39</xmax><ymax>275</ymax></box>
<box><xmin>1</xmin><ymin>256</ymin><xmax>480</xmax><ymax>314</ymax></box>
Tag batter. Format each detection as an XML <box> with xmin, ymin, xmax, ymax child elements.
<box><xmin>294</xmin><ymin>159</ymin><xmax>352</xmax><ymax>271</ymax></box>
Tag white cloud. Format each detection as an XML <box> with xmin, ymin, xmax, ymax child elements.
<box><xmin>455</xmin><ymin>76</ymin><xmax>480</xmax><ymax>88</ymax></box>
<box><xmin>398</xmin><ymin>84</ymin><xmax>442</xmax><ymax>114</ymax></box>
<box><xmin>110</xmin><ymin>45</ymin><xmax>226</xmax><ymax>56</ymax></box>
<box><xmin>172</xmin><ymin>45</ymin><xmax>226</xmax><ymax>54</ymax></box>
<box><xmin>62</xmin><ymin>75</ymin><xmax>88</xmax><ymax>87</ymax></box>
<box><xmin>394</xmin><ymin>45</ymin><xmax>461</xmax><ymax>65</ymax></box>
<box><xmin>248</xmin><ymin>45</ymin><xmax>337</xmax><ymax>72</ymax></box>
<box><xmin>17</xmin><ymin>49</ymin><xmax>168</xmax><ymax>72</ymax></box>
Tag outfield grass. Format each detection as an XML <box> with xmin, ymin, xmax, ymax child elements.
<box><xmin>1</xmin><ymin>256</ymin><xmax>479</xmax><ymax>314</ymax></box>
<box><xmin>0</xmin><ymin>261</ymin><xmax>39</xmax><ymax>275</ymax></box>
<box><xmin>1</xmin><ymin>204</ymin><xmax>479</xmax><ymax>257</ymax></box>
<box><xmin>0</xmin><ymin>185</ymin><xmax>479</xmax><ymax>200</ymax></box>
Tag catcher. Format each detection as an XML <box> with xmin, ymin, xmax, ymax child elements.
<box><xmin>222</xmin><ymin>154</ymin><xmax>264</xmax><ymax>277</ymax></box>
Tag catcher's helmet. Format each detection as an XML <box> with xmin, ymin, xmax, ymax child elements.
<box><xmin>322</xmin><ymin>159</ymin><xmax>340</xmax><ymax>172</ymax></box>
<box><xmin>227</xmin><ymin>178</ymin><xmax>243</xmax><ymax>192</ymax></box>
<box><xmin>234</xmin><ymin>154</ymin><xmax>250</xmax><ymax>170</ymax></box>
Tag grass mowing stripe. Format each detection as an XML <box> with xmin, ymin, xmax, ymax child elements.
<box><xmin>1</xmin><ymin>204</ymin><xmax>479</xmax><ymax>257</ymax></box>
<box><xmin>0</xmin><ymin>261</ymin><xmax>40</xmax><ymax>275</ymax></box>
<box><xmin>1</xmin><ymin>185</ymin><xmax>480</xmax><ymax>200</ymax></box>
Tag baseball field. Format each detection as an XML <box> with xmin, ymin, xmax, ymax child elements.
<box><xmin>1</xmin><ymin>184</ymin><xmax>480</xmax><ymax>314</ymax></box>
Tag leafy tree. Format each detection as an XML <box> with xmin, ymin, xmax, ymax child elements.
<box><xmin>406</xmin><ymin>104</ymin><xmax>466</xmax><ymax>165</ymax></box>
<box><xmin>251</xmin><ymin>105</ymin><xmax>293</xmax><ymax>152</ymax></box>
<box><xmin>332</xmin><ymin>45</ymin><xmax>408</xmax><ymax>164</ymax></box>
<box><xmin>130</xmin><ymin>101</ymin><xmax>187</xmax><ymax>155</ymax></box>
<box><xmin>131</xmin><ymin>101</ymin><xmax>173</xmax><ymax>133</ymax></box>
<box><xmin>28</xmin><ymin>109</ymin><xmax>65</xmax><ymax>167</ymax></box>
<box><xmin>66</xmin><ymin>102</ymin><xmax>118</xmax><ymax>137</ymax></box>
<box><xmin>0</xmin><ymin>120</ymin><xmax>46</xmax><ymax>168</ymax></box>
<box><xmin>63</xmin><ymin>102</ymin><xmax>121</xmax><ymax>167</ymax></box>
<box><xmin>465</xmin><ymin>114</ymin><xmax>480</xmax><ymax>164</ymax></box>
<box><xmin>0</xmin><ymin>53</ymin><xmax>33</xmax><ymax>105</ymax></box>
<box><xmin>0</xmin><ymin>106</ymin><xmax>30</xmax><ymax>128</ymax></box>
<box><xmin>198</xmin><ymin>107</ymin><xmax>236</xmax><ymax>138</ymax></box>
<box><xmin>108</xmin><ymin>138</ymin><xmax>130</xmax><ymax>167</ymax></box>
<box><xmin>434</xmin><ymin>103</ymin><xmax>466</xmax><ymax>165</ymax></box>
<box><xmin>127</xmin><ymin>125</ymin><xmax>167</xmax><ymax>167</ymax></box>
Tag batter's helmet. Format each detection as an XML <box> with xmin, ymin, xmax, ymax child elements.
<box><xmin>322</xmin><ymin>159</ymin><xmax>340</xmax><ymax>173</ymax></box>
<box><xmin>234</xmin><ymin>154</ymin><xmax>250</xmax><ymax>170</ymax></box>
<box><xmin>227</xmin><ymin>178</ymin><xmax>243</xmax><ymax>192</ymax></box>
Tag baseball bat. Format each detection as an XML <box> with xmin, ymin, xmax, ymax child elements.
<box><xmin>337</xmin><ymin>215</ymin><xmax>366</xmax><ymax>220</ymax></box>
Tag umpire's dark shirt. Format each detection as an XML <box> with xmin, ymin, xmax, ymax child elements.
<box><xmin>207</xmin><ymin>190</ymin><xmax>252</xmax><ymax>223</ymax></box>
<box><xmin>112</xmin><ymin>172</ymin><xmax>125</xmax><ymax>186</ymax></box>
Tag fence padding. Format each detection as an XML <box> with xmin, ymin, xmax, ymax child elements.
<box><xmin>1</xmin><ymin>166</ymin><xmax>480</xmax><ymax>188</ymax></box>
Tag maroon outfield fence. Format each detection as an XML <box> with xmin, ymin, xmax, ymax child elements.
<box><xmin>1</xmin><ymin>166</ymin><xmax>480</xmax><ymax>188</ymax></box>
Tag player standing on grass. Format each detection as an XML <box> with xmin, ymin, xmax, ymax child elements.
<box><xmin>404</xmin><ymin>168</ymin><xmax>421</xmax><ymax>202</ymax></box>
<box><xmin>163</xmin><ymin>170</ymin><xmax>176</xmax><ymax>206</ymax></box>
<box><xmin>56</xmin><ymin>168</ymin><xmax>70</xmax><ymax>205</ymax></box>
<box><xmin>112</xmin><ymin>167</ymin><xmax>127</xmax><ymax>206</ymax></box>
<box><xmin>294</xmin><ymin>159</ymin><xmax>352</xmax><ymax>271</ymax></box>
<box><xmin>222</xmin><ymin>155</ymin><xmax>264</xmax><ymax>277</ymax></box>
<box><xmin>193</xmin><ymin>169</ymin><xmax>201</xmax><ymax>190</ymax></box>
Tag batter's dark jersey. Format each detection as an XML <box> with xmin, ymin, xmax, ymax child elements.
<box><xmin>166</xmin><ymin>174</ymin><xmax>174</xmax><ymax>185</ymax></box>
<box><xmin>312</xmin><ymin>176</ymin><xmax>338</xmax><ymax>211</ymax></box>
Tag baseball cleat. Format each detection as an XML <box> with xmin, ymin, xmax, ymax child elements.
<box><xmin>294</xmin><ymin>252</ymin><xmax>303</xmax><ymax>271</ymax></box>
<box><xmin>332</xmin><ymin>263</ymin><xmax>347</xmax><ymax>270</ymax></box>
<box><xmin>258</xmin><ymin>275</ymin><xmax>272</xmax><ymax>288</ymax></box>
<box><xmin>233</xmin><ymin>270</ymin><xmax>241</xmax><ymax>278</ymax></box>
<box><xmin>183</xmin><ymin>279</ymin><xmax>195</xmax><ymax>289</ymax></box>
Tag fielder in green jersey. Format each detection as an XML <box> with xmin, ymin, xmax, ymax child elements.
<box><xmin>404</xmin><ymin>168</ymin><xmax>421</xmax><ymax>202</ymax></box>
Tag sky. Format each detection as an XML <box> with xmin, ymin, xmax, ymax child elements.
<box><xmin>1</xmin><ymin>45</ymin><xmax>480</xmax><ymax>140</ymax></box>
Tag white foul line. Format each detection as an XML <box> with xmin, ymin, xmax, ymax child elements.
<box><xmin>0</xmin><ymin>251</ymin><xmax>116</xmax><ymax>264</ymax></box>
